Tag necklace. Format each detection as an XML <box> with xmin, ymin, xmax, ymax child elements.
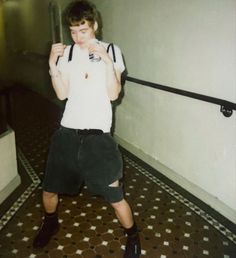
<box><xmin>83</xmin><ymin>52</ymin><xmax>90</xmax><ymax>79</ymax></box>
<box><xmin>78</xmin><ymin>48</ymin><xmax>90</xmax><ymax>80</ymax></box>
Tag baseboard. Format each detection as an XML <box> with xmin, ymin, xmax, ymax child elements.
<box><xmin>0</xmin><ymin>174</ymin><xmax>21</xmax><ymax>205</ymax></box>
<box><xmin>114</xmin><ymin>134</ymin><xmax>236</xmax><ymax>224</ymax></box>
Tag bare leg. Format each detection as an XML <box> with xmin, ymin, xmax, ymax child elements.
<box><xmin>33</xmin><ymin>191</ymin><xmax>59</xmax><ymax>248</ymax></box>
<box><xmin>110</xmin><ymin>198</ymin><xmax>134</xmax><ymax>228</ymax></box>
<box><xmin>42</xmin><ymin>191</ymin><xmax>59</xmax><ymax>213</ymax></box>
<box><xmin>109</xmin><ymin>181</ymin><xmax>141</xmax><ymax>257</ymax></box>
<box><xmin>109</xmin><ymin>180</ymin><xmax>133</xmax><ymax>228</ymax></box>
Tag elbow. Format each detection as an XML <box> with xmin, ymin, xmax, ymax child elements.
<box><xmin>109</xmin><ymin>89</ymin><xmax>121</xmax><ymax>101</ymax></box>
<box><xmin>56</xmin><ymin>93</ymin><xmax>67</xmax><ymax>101</ymax></box>
<box><xmin>110</xmin><ymin>92</ymin><xmax>119</xmax><ymax>101</ymax></box>
<box><xmin>109</xmin><ymin>84</ymin><xmax>121</xmax><ymax>101</ymax></box>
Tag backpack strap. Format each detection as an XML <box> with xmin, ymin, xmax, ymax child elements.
<box><xmin>106</xmin><ymin>43</ymin><xmax>116</xmax><ymax>63</ymax></box>
<box><xmin>68</xmin><ymin>43</ymin><xmax>75</xmax><ymax>62</ymax></box>
<box><xmin>67</xmin><ymin>42</ymin><xmax>116</xmax><ymax>62</ymax></box>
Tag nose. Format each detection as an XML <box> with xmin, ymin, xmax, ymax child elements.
<box><xmin>75</xmin><ymin>32</ymin><xmax>81</xmax><ymax>43</ymax></box>
<box><xmin>72</xmin><ymin>32</ymin><xmax>81</xmax><ymax>44</ymax></box>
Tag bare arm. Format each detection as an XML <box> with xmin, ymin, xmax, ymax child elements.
<box><xmin>49</xmin><ymin>43</ymin><xmax>69</xmax><ymax>100</ymax></box>
<box><xmin>89</xmin><ymin>43</ymin><xmax>121</xmax><ymax>101</ymax></box>
<box><xmin>105</xmin><ymin>59</ymin><xmax>122</xmax><ymax>101</ymax></box>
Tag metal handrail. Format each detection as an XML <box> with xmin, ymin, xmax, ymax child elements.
<box><xmin>126</xmin><ymin>76</ymin><xmax>236</xmax><ymax>118</ymax></box>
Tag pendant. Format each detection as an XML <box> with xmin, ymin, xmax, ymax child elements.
<box><xmin>85</xmin><ymin>73</ymin><xmax>88</xmax><ymax>79</ymax></box>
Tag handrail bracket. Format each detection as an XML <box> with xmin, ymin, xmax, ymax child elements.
<box><xmin>220</xmin><ymin>105</ymin><xmax>233</xmax><ymax>117</ymax></box>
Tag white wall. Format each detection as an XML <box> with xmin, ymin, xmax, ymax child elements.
<box><xmin>0</xmin><ymin>128</ymin><xmax>20</xmax><ymax>204</ymax></box>
<box><xmin>91</xmin><ymin>0</ymin><xmax>236</xmax><ymax>222</ymax></box>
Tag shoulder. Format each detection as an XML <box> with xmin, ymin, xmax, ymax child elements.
<box><xmin>100</xmin><ymin>41</ymin><xmax>125</xmax><ymax>72</ymax></box>
<box><xmin>57</xmin><ymin>45</ymin><xmax>75</xmax><ymax>70</ymax></box>
<box><xmin>64</xmin><ymin>44</ymin><xmax>74</xmax><ymax>56</ymax></box>
<box><xmin>58</xmin><ymin>44</ymin><xmax>76</xmax><ymax>64</ymax></box>
<box><xmin>100</xmin><ymin>41</ymin><xmax>122</xmax><ymax>53</ymax></box>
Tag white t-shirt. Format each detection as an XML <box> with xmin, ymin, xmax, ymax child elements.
<box><xmin>57</xmin><ymin>41</ymin><xmax>125</xmax><ymax>132</ymax></box>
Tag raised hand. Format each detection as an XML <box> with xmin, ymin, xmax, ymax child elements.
<box><xmin>88</xmin><ymin>40</ymin><xmax>112</xmax><ymax>64</ymax></box>
<box><xmin>49</xmin><ymin>43</ymin><xmax>67</xmax><ymax>66</ymax></box>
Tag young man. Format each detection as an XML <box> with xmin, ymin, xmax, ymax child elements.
<box><xmin>33</xmin><ymin>1</ymin><xmax>141</xmax><ymax>257</ymax></box>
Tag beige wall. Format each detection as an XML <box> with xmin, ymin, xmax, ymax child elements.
<box><xmin>1</xmin><ymin>0</ymin><xmax>54</xmax><ymax>98</ymax></box>
<box><xmin>0</xmin><ymin>129</ymin><xmax>20</xmax><ymax>204</ymax></box>
<box><xmin>91</xmin><ymin>0</ymin><xmax>236</xmax><ymax>222</ymax></box>
<box><xmin>0</xmin><ymin>2</ymin><xmax>7</xmax><ymax>79</ymax></box>
<box><xmin>3</xmin><ymin>0</ymin><xmax>51</xmax><ymax>55</ymax></box>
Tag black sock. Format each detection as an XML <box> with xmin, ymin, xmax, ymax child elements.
<box><xmin>125</xmin><ymin>222</ymin><xmax>138</xmax><ymax>237</ymax></box>
<box><xmin>45</xmin><ymin>211</ymin><xmax>57</xmax><ymax>218</ymax></box>
<box><xmin>44</xmin><ymin>211</ymin><xmax>58</xmax><ymax>224</ymax></box>
<box><xmin>43</xmin><ymin>212</ymin><xmax>58</xmax><ymax>230</ymax></box>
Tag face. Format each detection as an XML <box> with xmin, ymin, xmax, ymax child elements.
<box><xmin>70</xmin><ymin>20</ymin><xmax>97</xmax><ymax>48</ymax></box>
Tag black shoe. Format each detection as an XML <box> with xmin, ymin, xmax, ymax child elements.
<box><xmin>33</xmin><ymin>215</ymin><xmax>59</xmax><ymax>248</ymax></box>
<box><xmin>123</xmin><ymin>233</ymin><xmax>141</xmax><ymax>258</ymax></box>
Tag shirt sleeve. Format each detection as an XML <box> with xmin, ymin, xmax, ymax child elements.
<box><xmin>108</xmin><ymin>44</ymin><xmax>125</xmax><ymax>73</ymax></box>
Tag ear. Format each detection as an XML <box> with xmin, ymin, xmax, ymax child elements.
<box><xmin>93</xmin><ymin>21</ymin><xmax>98</xmax><ymax>32</ymax></box>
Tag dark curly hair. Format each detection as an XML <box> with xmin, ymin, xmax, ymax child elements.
<box><xmin>64</xmin><ymin>0</ymin><xmax>99</xmax><ymax>27</ymax></box>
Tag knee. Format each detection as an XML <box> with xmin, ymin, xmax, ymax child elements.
<box><xmin>110</xmin><ymin>199</ymin><xmax>125</xmax><ymax>210</ymax></box>
<box><xmin>43</xmin><ymin>191</ymin><xmax>57</xmax><ymax>200</ymax></box>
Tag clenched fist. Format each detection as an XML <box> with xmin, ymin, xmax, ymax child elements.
<box><xmin>49</xmin><ymin>43</ymin><xmax>67</xmax><ymax>66</ymax></box>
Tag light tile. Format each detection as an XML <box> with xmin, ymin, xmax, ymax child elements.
<box><xmin>184</xmin><ymin>233</ymin><xmax>190</xmax><ymax>238</ymax></box>
<box><xmin>203</xmin><ymin>250</ymin><xmax>209</xmax><ymax>255</ymax></box>
<box><xmin>141</xmin><ymin>250</ymin><xmax>146</xmax><ymax>255</ymax></box>
<box><xmin>102</xmin><ymin>241</ymin><xmax>108</xmax><ymax>246</ymax></box>
<box><xmin>76</xmin><ymin>249</ymin><xmax>82</xmax><ymax>255</ymax></box>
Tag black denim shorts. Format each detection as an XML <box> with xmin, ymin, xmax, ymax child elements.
<box><xmin>42</xmin><ymin>127</ymin><xmax>124</xmax><ymax>203</ymax></box>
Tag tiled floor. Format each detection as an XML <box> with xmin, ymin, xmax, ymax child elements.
<box><xmin>0</xmin><ymin>87</ymin><xmax>236</xmax><ymax>258</ymax></box>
